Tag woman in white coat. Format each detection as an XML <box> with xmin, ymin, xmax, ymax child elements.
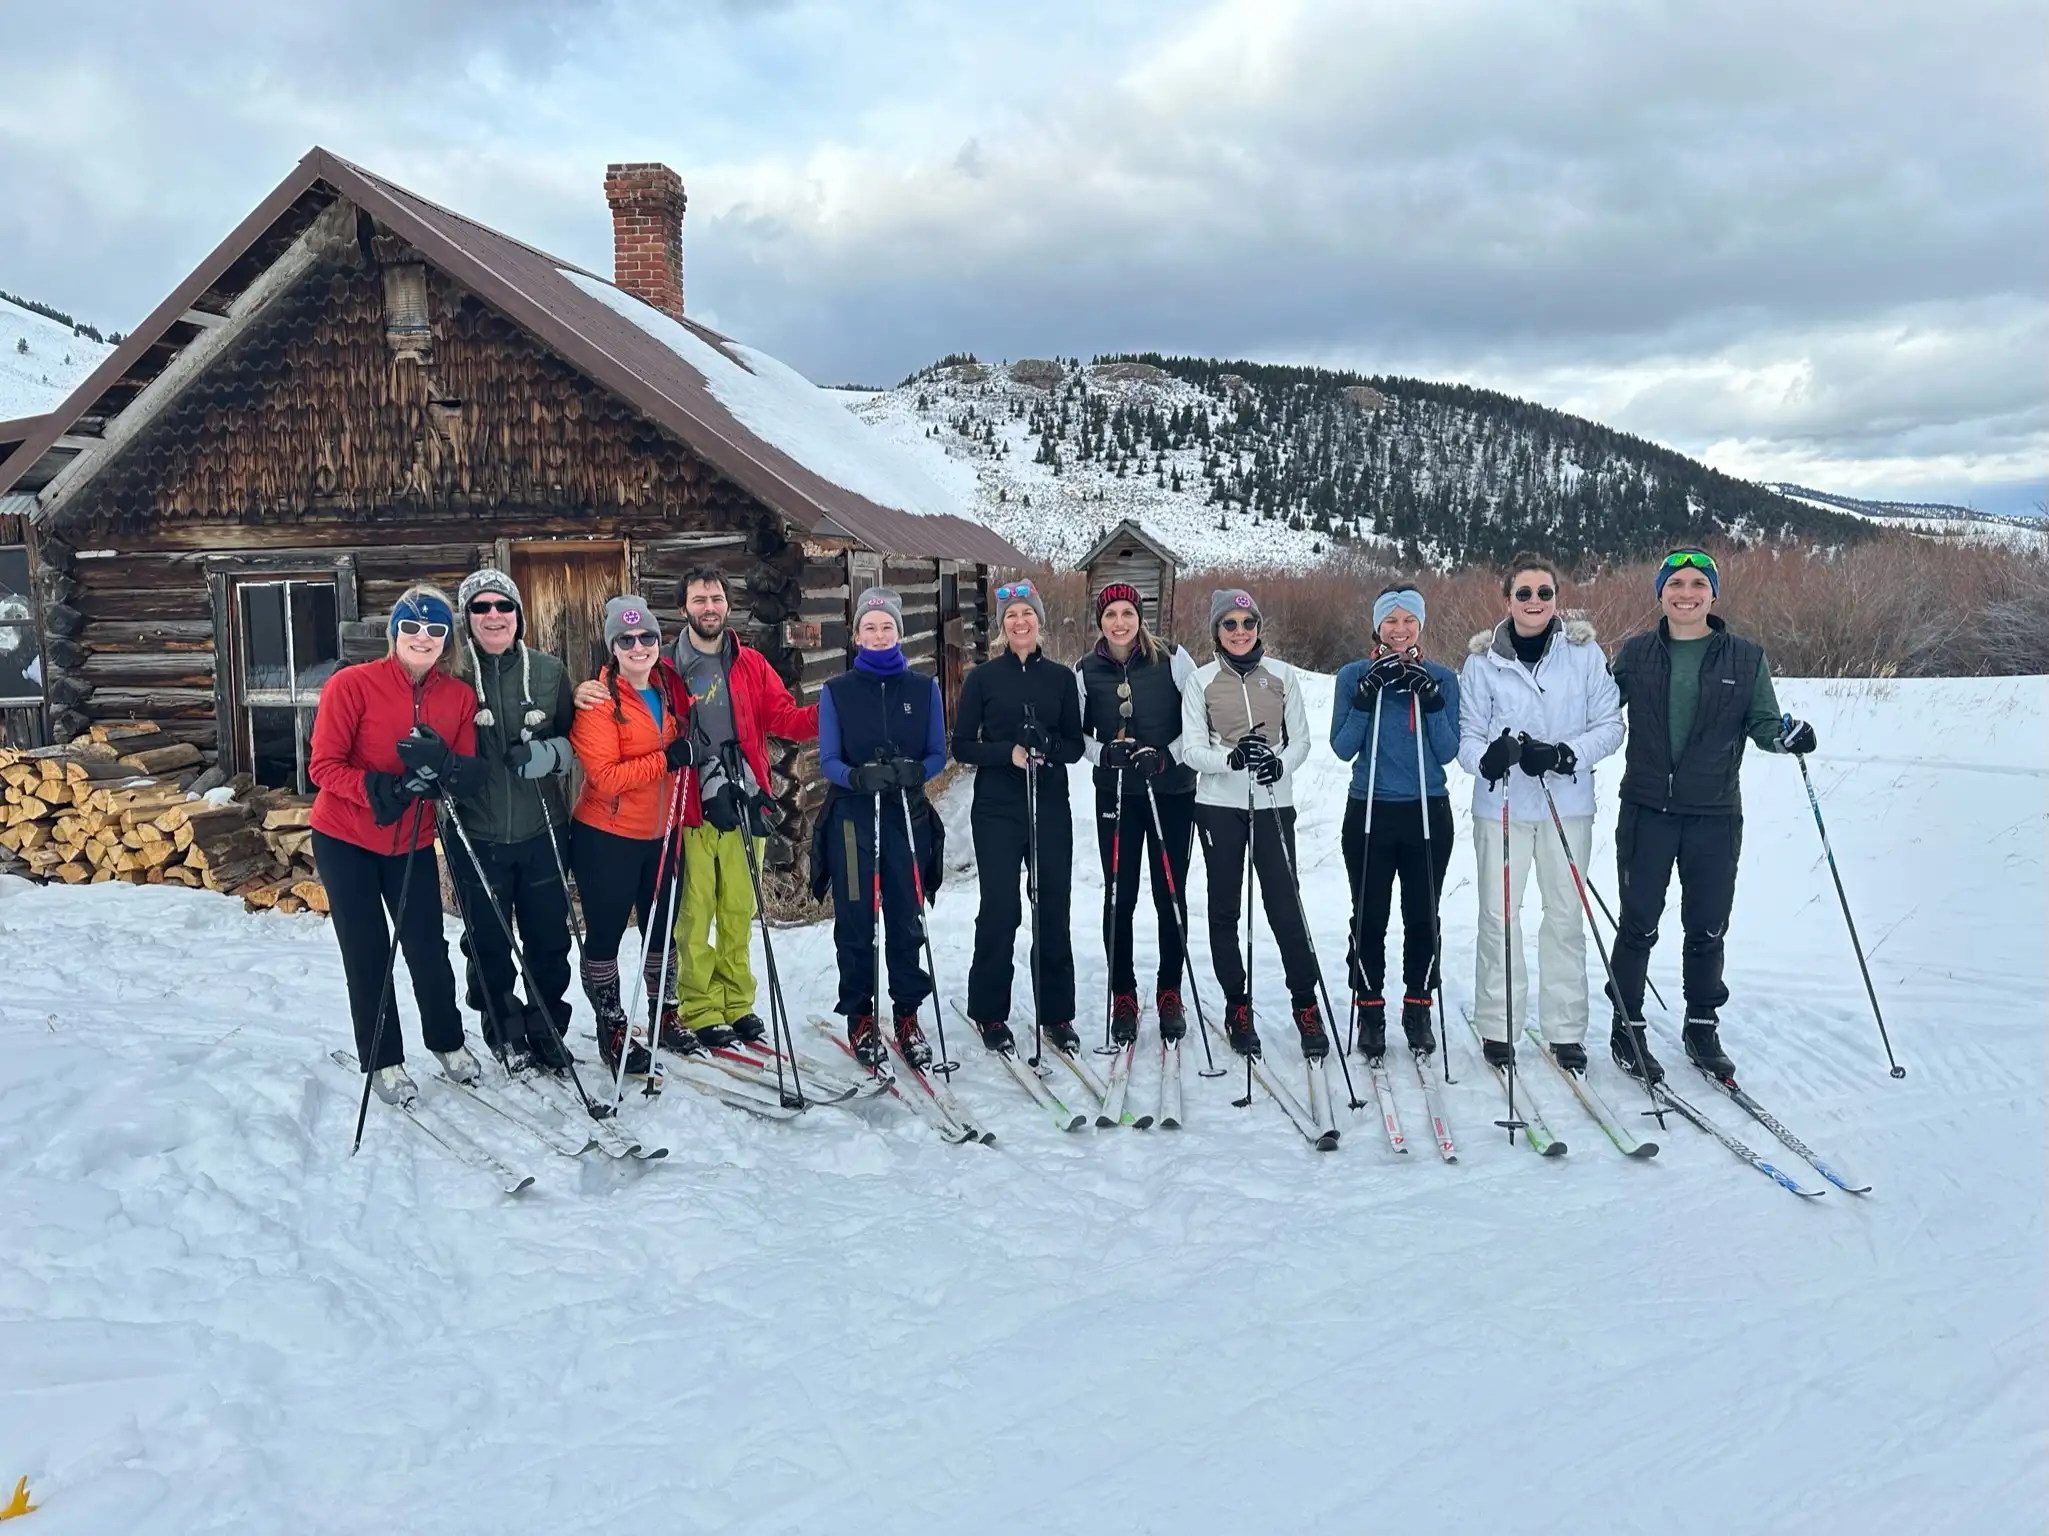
<box><xmin>1458</xmin><ymin>552</ymin><xmax>1623</xmax><ymax>1072</ymax></box>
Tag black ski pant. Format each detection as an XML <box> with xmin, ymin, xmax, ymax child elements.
<box><xmin>1341</xmin><ymin>794</ymin><xmax>1454</xmax><ymax>1001</ymax></box>
<box><xmin>569</xmin><ymin>820</ymin><xmax>678</xmax><ymax>1016</ymax></box>
<box><xmin>1194</xmin><ymin>802</ymin><xmax>1321</xmax><ymax>1009</ymax></box>
<box><xmin>445</xmin><ymin>823</ymin><xmax>574</xmax><ymax>1047</ymax></box>
<box><xmin>824</xmin><ymin>794</ymin><xmax>932</xmax><ymax>1018</ymax></box>
<box><xmin>312</xmin><ymin>827</ymin><xmax>464</xmax><ymax>1072</ymax></box>
<box><xmin>1094</xmin><ymin>779</ymin><xmax>1194</xmax><ymax>996</ymax></box>
<box><xmin>967</xmin><ymin>797</ymin><xmax>1075</xmax><ymax>1027</ymax></box>
<box><xmin>1608</xmin><ymin>802</ymin><xmax>1741</xmax><ymax>1019</ymax></box>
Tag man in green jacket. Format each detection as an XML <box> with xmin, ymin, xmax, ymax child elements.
<box><xmin>1606</xmin><ymin>548</ymin><xmax>1817</xmax><ymax>1087</ymax></box>
<box><xmin>447</xmin><ymin>568</ymin><xmax>579</xmax><ymax>1068</ymax></box>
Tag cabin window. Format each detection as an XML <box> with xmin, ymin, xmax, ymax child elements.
<box><xmin>234</xmin><ymin>577</ymin><xmax>340</xmax><ymax>792</ymax></box>
<box><xmin>0</xmin><ymin>547</ymin><xmax>38</xmax><ymax>705</ymax></box>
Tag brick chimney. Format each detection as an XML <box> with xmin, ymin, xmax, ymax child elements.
<box><xmin>604</xmin><ymin>162</ymin><xmax>686</xmax><ymax>319</ymax></box>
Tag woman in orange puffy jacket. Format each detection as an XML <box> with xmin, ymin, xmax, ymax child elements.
<box><xmin>570</xmin><ymin>595</ymin><xmax>691</xmax><ymax>1078</ymax></box>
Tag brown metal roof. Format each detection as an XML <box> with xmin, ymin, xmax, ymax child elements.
<box><xmin>0</xmin><ymin>148</ymin><xmax>1028</xmax><ymax>568</ymax></box>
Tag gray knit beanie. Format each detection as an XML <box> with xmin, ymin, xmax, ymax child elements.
<box><xmin>603</xmin><ymin>595</ymin><xmax>662</xmax><ymax>651</ymax></box>
<box><xmin>455</xmin><ymin>567</ymin><xmax>543</xmax><ymax>729</ymax></box>
<box><xmin>1209</xmin><ymin>587</ymin><xmax>1262</xmax><ymax>639</ymax></box>
<box><xmin>994</xmin><ymin>577</ymin><xmax>1047</xmax><ymax>629</ymax></box>
<box><xmin>853</xmin><ymin>586</ymin><xmax>905</xmax><ymax>635</ymax></box>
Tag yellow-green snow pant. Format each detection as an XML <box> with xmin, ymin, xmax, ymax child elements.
<box><xmin>672</xmin><ymin>821</ymin><xmax>762</xmax><ymax>1029</ymax></box>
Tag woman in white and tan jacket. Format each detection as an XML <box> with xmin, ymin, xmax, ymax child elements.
<box><xmin>1178</xmin><ymin>587</ymin><xmax>1321</xmax><ymax>1061</ymax></box>
<box><xmin>1457</xmin><ymin>552</ymin><xmax>1623</xmax><ymax>1074</ymax></box>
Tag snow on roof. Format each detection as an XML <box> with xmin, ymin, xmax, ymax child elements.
<box><xmin>0</xmin><ymin>296</ymin><xmax>115</xmax><ymax>424</ymax></box>
<box><xmin>561</xmin><ymin>270</ymin><xmax>974</xmax><ymax>525</ymax></box>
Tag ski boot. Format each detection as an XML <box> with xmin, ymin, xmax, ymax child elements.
<box><xmin>847</xmin><ymin>1011</ymin><xmax>888</xmax><ymax>1070</ymax></box>
<box><xmin>1610</xmin><ymin>1017</ymin><xmax>1665</xmax><ymax>1084</ymax></box>
<box><xmin>371</xmin><ymin>1063</ymin><xmax>418</xmax><ymax>1107</ymax></box>
<box><xmin>1040</xmin><ymin>1018</ymin><xmax>1083</xmax><ymax>1056</ymax></box>
<box><xmin>1109</xmin><ymin>991</ymin><xmax>1141</xmax><ymax>1046</ymax></box>
<box><xmin>1400</xmin><ymin>995</ymin><xmax>1437</xmax><ymax>1056</ymax></box>
<box><xmin>1155</xmin><ymin>989</ymin><xmax>1187</xmax><ymax>1043</ymax></box>
<box><xmin>597</xmin><ymin>1018</ymin><xmax>654</xmax><ymax>1080</ymax></box>
<box><xmin>1549</xmin><ymin>1040</ymin><xmax>1589</xmax><ymax>1074</ymax></box>
<box><xmin>976</xmin><ymin>1017</ymin><xmax>1015</xmax><ymax>1053</ymax></box>
<box><xmin>521</xmin><ymin>1004</ymin><xmax>574</xmax><ymax>1072</ymax></box>
<box><xmin>658</xmin><ymin>1005</ymin><xmax>705</xmax><ymax>1057</ymax></box>
<box><xmin>727</xmin><ymin>1013</ymin><xmax>770</xmax><ymax>1046</ymax></box>
<box><xmin>1224</xmin><ymin>1002</ymin><xmax>1261</xmax><ymax>1058</ymax></box>
<box><xmin>1293</xmin><ymin>1002</ymin><xmax>1330</xmax><ymax>1061</ymax></box>
<box><xmin>1481</xmin><ymin>1036</ymin><xmax>1515</xmax><ymax>1071</ymax></box>
<box><xmin>893</xmin><ymin>1012</ymin><xmax>933</xmax><ymax>1069</ymax></box>
<box><xmin>1352</xmin><ymin>997</ymin><xmax>1386</xmax><ymax>1060</ymax></box>
<box><xmin>433</xmin><ymin>1044</ymin><xmax>482</xmax><ymax>1085</ymax></box>
<box><xmin>694</xmin><ymin>1022</ymin><xmax>740</xmax><ymax>1051</ymax></box>
<box><xmin>1683</xmin><ymin>1015</ymin><xmax>1736</xmax><ymax>1082</ymax></box>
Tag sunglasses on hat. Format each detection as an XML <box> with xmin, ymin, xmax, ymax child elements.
<box><xmin>1660</xmin><ymin>550</ymin><xmax>1718</xmax><ymax>577</ymax></box>
<box><xmin>995</xmin><ymin>581</ymin><xmax>1037</xmax><ymax>603</ymax></box>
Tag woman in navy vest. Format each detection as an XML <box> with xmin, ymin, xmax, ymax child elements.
<box><xmin>811</xmin><ymin>587</ymin><xmax>948</xmax><ymax>1070</ymax></box>
<box><xmin>1074</xmin><ymin>581</ymin><xmax>1200</xmax><ymax>1046</ymax></box>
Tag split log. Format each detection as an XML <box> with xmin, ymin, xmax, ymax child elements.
<box><xmin>118</xmin><ymin>742</ymin><xmax>203</xmax><ymax>775</ymax></box>
<box><xmin>262</xmin><ymin>804</ymin><xmax>315</xmax><ymax>831</ymax></box>
<box><xmin>291</xmin><ymin>879</ymin><xmax>330</xmax><ymax>914</ymax></box>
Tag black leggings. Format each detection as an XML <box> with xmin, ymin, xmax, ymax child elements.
<box><xmin>1341</xmin><ymin>795</ymin><xmax>1454</xmax><ymax>1001</ymax></box>
<box><xmin>1093</xmin><ymin>780</ymin><xmax>1194</xmax><ymax>995</ymax></box>
<box><xmin>1194</xmin><ymin>802</ymin><xmax>1322</xmax><ymax>1009</ymax></box>
<box><xmin>570</xmin><ymin>820</ymin><xmax>678</xmax><ymax>1008</ymax></box>
<box><xmin>967</xmin><ymin>800</ymin><xmax>1076</xmax><ymax>1026</ymax></box>
<box><xmin>312</xmin><ymin>828</ymin><xmax>464</xmax><ymax>1071</ymax></box>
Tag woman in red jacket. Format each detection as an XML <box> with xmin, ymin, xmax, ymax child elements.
<box><xmin>569</xmin><ymin>595</ymin><xmax>691</xmax><ymax>1079</ymax></box>
<box><xmin>309</xmin><ymin>585</ymin><xmax>487</xmax><ymax>1107</ymax></box>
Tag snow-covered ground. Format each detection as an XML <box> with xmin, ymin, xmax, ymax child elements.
<box><xmin>0</xmin><ymin>295</ymin><xmax>114</xmax><ymax>423</ymax></box>
<box><xmin>1769</xmin><ymin>483</ymin><xmax>2049</xmax><ymax>552</ymax></box>
<box><xmin>2</xmin><ymin>676</ymin><xmax>2044</xmax><ymax>1532</ymax></box>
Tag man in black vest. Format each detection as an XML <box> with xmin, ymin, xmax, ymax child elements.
<box><xmin>1607</xmin><ymin>549</ymin><xmax>1817</xmax><ymax>1086</ymax></box>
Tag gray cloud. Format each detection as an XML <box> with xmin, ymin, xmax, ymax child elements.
<box><xmin>0</xmin><ymin>0</ymin><xmax>2040</xmax><ymax>506</ymax></box>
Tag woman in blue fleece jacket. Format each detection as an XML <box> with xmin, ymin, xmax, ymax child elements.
<box><xmin>1329</xmin><ymin>585</ymin><xmax>1462</xmax><ymax>1060</ymax></box>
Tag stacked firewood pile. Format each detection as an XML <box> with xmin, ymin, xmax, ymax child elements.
<box><xmin>0</xmin><ymin>722</ymin><xmax>330</xmax><ymax>914</ymax></box>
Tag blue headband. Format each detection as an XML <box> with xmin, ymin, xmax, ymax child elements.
<box><xmin>389</xmin><ymin>591</ymin><xmax>455</xmax><ymax>636</ymax></box>
<box><xmin>1373</xmin><ymin>588</ymin><xmax>1426</xmax><ymax>631</ymax></box>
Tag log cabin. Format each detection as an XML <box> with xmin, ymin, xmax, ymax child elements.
<box><xmin>0</xmin><ymin>149</ymin><xmax>1027</xmax><ymax>887</ymax></box>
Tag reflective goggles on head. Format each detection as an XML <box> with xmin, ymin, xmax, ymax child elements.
<box><xmin>1659</xmin><ymin>550</ymin><xmax>1718</xmax><ymax>578</ymax></box>
<box><xmin>995</xmin><ymin>581</ymin><xmax>1038</xmax><ymax>604</ymax></box>
<box><xmin>395</xmin><ymin>619</ymin><xmax>449</xmax><ymax>639</ymax></box>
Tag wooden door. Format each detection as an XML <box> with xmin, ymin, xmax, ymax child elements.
<box><xmin>509</xmin><ymin>541</ymin><xmax>631</xmax><ymax>686</ymax></box>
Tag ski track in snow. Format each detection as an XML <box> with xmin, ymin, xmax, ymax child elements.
<box><xmin>2</xmin><ymin>676</ymin><xmax>2044</xmax><ymax>1532</ymax></box>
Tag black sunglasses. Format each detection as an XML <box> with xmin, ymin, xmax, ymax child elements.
<box><xmin>614</xmin><ymin>632</ymin><xmax>660</xmax><ymax>650</ymax></box>
<box><xmin>1513</xmin><ymin>585</ymin><xmax>1556</xmax><ymax>603</ymax></box>
<box><xmin>469</xmin><ymin>599</ymin><xmax>518</xmax><ymax>615</ymax></box>
<box><xmin>1219</xmin><ymin>617</ymin><xmax>1259</xmax><ymax>632</ymax></box>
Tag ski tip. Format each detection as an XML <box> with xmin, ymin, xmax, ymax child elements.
<box><xmin>1062</xmin><ymin>1113</ymin><xmax>1089</xmax><ymax>1132</ymax></box>
<box><xmin>1130</xmin><ymin>1113</ymin><xmax>1156</xmax><ymax>1130</ymax></box>
<box><xmin>1159</xmin><ymin>1116</ymin><xmax>1183</xmax><ymax>1131</ymax></box>
<box><xmin>1629</xmin><ymin>1142</ymin><xmax>1661</xmax><ymax>1159</ymax></box>
<box><xmin>1315</xmin><ymin>1134</ymin><xmax>1340</xmax><ymax>1152</ymax></box>
<box><xmin>507</xmin><ymin>1174</ymin><xmax>537</xmax><ymax>1194</ymax></box>
<box><xmin>1540</xmin><ymin>1140</ymin><xmax>1569</xmax><ymax>1157</ymax></box>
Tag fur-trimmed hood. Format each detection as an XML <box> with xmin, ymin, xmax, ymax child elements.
<box><xmin>1470</xmin><ymin>616</ymin><xmax>1597</xmax><ymax>659</ymax></box>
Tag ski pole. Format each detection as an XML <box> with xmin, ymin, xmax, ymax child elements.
<box><xmin>1786</xmin><ymin>717</ymin><xmax>1904</xmax><ymax>1079</ymax></box>
<box><xmin>734</xmin><ymin>799</ymin><xmax>808</xmax><ymax>1110</ymax></box>
<box><xmin>534</xmin><ymin>780</ymin><xmax>585</xmax><ymax>952</ymax></box>
<box><xmin>872</xmin><ymin>783</ymin><xmax>886</xmax><ymax>1054</ymax></box>
<box><xmin>441</xmin><ymin>801</ymin><xmax>612</xmax><ymax>1120</ymax></box>
<box><xmin>1407</xmin><ymin>685</ymin><xmax>1454</xmax><ymax>1085</ymax></box>
<box><xmin>351</xmin><ymin>794</ymin><xmax>432</xmax><ymax>1153</ymax></box>
<box><xmin>1495</xmin><ymin>795</ymin><xmax>1526</xmax><ymax>1142</ymax></box>
<box><xmin>1584</xmin><ymin>874</ymin><xmax>1664</xmax><ymax>1013</ymax></box>
<box><xmin>1525</xmin><ymin>755</ymin><xmax>1666</xmax><ymax>1129</ymax></box>
<box><xmin>618</xmin><ymin>766</ymin><xmax>687</xmax><ymax>1107</ymax></box>
<box><xmin>1142</xmin><ymin>781</ymin><xmax>1225</xmax><ymax>1079</ymax></box>
<box><xmin>1098</xmin><ymin>762</ymin><xmax>1125</xmax><ymax>1055</ymax></box>
<box><xmin>1022</xmin><ymin>703</ymin><xmax>1046</xmax><ymax>1067</ymax></box>
<box><xmin>1266</xmin><ymin>782</ymin><xmax>1365</xmax><ymax>1112</ymax></box>
<box><xmin>898</xmin><ymin>785</ymin><xmax>957</xmax><ymax>1074</ymax></box>
<box><xmin>1236</xmin><ymin>757</ymin><xmax>1257</xmax><ymax>1106</ymax></box>
<box><xmin>1346</xmin><ymin>674</ymin><xmax>1385</xmax><ymax>1063</ymax></box>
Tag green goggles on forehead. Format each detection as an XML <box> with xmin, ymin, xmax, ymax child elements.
<box><xmin>1660</xmin><ymin>550</ymin><xmax>1718</xmax><ymax>576</ymax></box>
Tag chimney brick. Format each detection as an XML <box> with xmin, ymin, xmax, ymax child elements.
<box><xmin>604</xmin><ymin>162</ymin><xmax>686</xmax><ymax>319</ymax></box>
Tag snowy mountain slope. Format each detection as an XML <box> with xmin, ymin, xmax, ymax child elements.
<box><xmin>1769</xmin><ymin>482</ymin><xmax>2049</xmax><ymax>551</ymax></box>
<box><xmin>843</xmin><ymin>357</ymin><xmax>1876</xmax><ymax>572</ymax></box>
<box><xmin>0</xmin><ymin>294</ymin><xmax>115</xmax><ymax>424</ymax></box>
<box><xmin>0</xmin><ymin>677</ymin><xmax>2043</xmax><ymax>1532</ymax></box>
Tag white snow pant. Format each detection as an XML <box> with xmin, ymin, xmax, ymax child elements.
<box><xmin>1472</xmin><ymin>813</ymin><xmax>1594</xmax><ymax>1044</ymax></box>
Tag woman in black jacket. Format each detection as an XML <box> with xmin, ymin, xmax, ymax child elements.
<box><xmin>950</xmin><ymin>579</ymin><xmax>1085</xmax><ymax>1054</ymax></box>
<box><xmin>1074</xmin><ymin>581</ymin><xmax>1199</xmax><ymax>1046</ymax></box>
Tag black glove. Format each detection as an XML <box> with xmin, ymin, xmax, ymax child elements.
<box><xmin>888</xmin><ymin>755</ymin><xmax>927</xmax><ymax>789</ymax></box>
<box><xmin>364</xmin><ymin>770</ymin><xmax>416</xmax><ymax>827</ymax></box>
<box><xmin>1019</xmin><ymin>719</ymin><xmax>1049</xmax><ymax>753</ymax></box>
<box><xmin>395</xmin><ymin>726</ymin><xmax>453</xmax><ymax>780</ymax></box>
<box><xmin>1780</xmin><ymin>718</ymin><xmax>1817</xmax><ymax>755</ymax></box>
<box><xmin>1253</xmin><ymin>753</ymin><xmax>1285</xmax><ymax>786</ymax></box>
<box><xmin>1353</xmin><ymin>652</ymin><xmax>1408</xmax><ymax>710</ymax></box>
<box><xmin>503</xmin><ymin>739</ymin><xmax>533</xmax><ymax>773</ymax></box>
<box><xmin>664</xmin><ymin>737</ymin><xmax>699</xmax><ymax>772</ymax></box>
<box><xmin>1130</xmin><ymin>744</ymin><xmax>1168</xmax><ymax>778</ymax></box>
<box><xmin>1478</xmin><ymin>730</ymin><xmax>1518</xmax><ymax>788</ymax></box>
<box><xmin>1226</xmin><ymin>726</ymin><xmax>1268</xmax><ymax>771</ymax></box>
<box><xmin>442</xmin><ymin>753</ymin><xmax>490</xmax><ymax>799</ymax></box>
<box><xmin>1406</xmin><ymin>663</ymin><xmax>1446</xmax><ymax>714</ymax></box>
<box><xmin>402</xmin><ymin>770</ymin><xmax>444</xmax><ymax>802</ymax></box>
<box><xmin>850</xmin><ymin>761</ymin><xmax>895</xmax><ymax>794</ymax></box>
<box><xmin>1517</xmin><ymin>736</ymin><xmax>1577</xmax><ymax>777</ymax></box>
<box><xmin>1102</xmin><ymin>739</ymin><xmax>1137</xmax><ymax>769</ymax></box>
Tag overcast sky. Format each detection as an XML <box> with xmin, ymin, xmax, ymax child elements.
<box><xmin>3</xmin><ymin>0</ymin><xmax>2042</xmax><ymax>511</ymax></box>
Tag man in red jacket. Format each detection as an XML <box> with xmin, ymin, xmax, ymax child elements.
<box><xmin>576</xmin><ymin>569</ymin><xmax>818</xmax><ymax>1048</ymax></box>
